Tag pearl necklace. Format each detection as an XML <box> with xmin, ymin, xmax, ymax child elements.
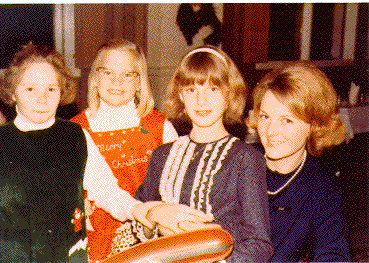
<box><xmin>267</xmin><ymin>150</ymin><xmax>307</xmax><ymax>196</ymax></box>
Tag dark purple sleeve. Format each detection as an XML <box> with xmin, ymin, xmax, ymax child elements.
<box><xmin>134</xmin><ymin>145</ymin><xmax>170</xmax><ymax>202</ymax></box>
<box><xmin>218</xmin><ymin>145</ymin><xmax>273</xmax><ymax>262</ymax></box>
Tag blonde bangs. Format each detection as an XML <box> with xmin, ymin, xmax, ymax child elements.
<box><xmin>164</xmin><ymin>46</ymin><xmax>248</xmax><ymax>125</ymax></box>
<box><xmin>175</xmin><ymin>53</ymin><xmax>229</xmax><ymax>93</ymax></box>
<box><xmin>87</xmin><ymin>38</ymin><xmax>154</xmax><ymax>118</ymax></box>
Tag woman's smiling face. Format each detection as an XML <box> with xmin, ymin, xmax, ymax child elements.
<box><xmin>257</xmin><ymin>90</ymin><xmax>311</xmax><ymax>161</ymax></box>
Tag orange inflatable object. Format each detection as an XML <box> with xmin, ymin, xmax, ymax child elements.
<box><xmin>101</xmin><ymin>228</ymin><xmax>234</xmax><ymax>263</ymax></box>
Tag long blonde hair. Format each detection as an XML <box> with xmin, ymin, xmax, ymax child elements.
<box><xmin>87</xmin><ymin>38</ymin><xmax>154</xmax><ymax>118</ymax></box>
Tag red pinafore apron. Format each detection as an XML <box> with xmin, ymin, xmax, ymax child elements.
<box><xmin>71</xmin><ymin>110</ymin><xmax>165</xmax><ymax>261</ymax></box>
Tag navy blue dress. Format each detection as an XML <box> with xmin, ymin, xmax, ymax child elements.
<box><xmin>254</xmin><ymin>144</ymin><xmax>351</xmax><ymax>262</ymax></box>
<box><xmin>136</xmin><ymin>135</ymin><xmax>273</xmax><ymax>262</ymax></box>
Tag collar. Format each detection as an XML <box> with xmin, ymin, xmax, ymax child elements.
<box><xmin>97</xmin><ymin>99</ymin><xmax>137</xmax><ymax>116</ymax></box>
<box><xmin>87</xmin><ymin>99</ymin><xmax>140</xmax><ymax>132</ymax></box>
<box><xmin>14</xmin><ymin>106</ymin><xmax>56</xmax><ymax>132</ymax></box>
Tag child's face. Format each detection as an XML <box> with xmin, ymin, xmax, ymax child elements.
<box><xmin>96</xmin><ymin>50</ymin><xmax>140</xmax><ymax>107</ymax></box>
<box><xmin>180</xmin><ymin>80</ymin><xmax>227</xmax><ymax>130</ymax></box>
<box><xmin>15</xmin><ymin>62</ymin><xmax>61</xmax><ymax>124</ymax></box>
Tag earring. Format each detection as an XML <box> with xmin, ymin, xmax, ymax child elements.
<box><xmin>134</xmin><ymin>90</ymin><xmax>141</xmax><ymax>105</ymax></box>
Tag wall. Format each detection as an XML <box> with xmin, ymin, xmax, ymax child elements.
<box><xmin>147</xmin><ymin>3</ymin><xmax>223</xmax><ymax>111</ymax></box>
<box><xmin>74</xmin><ymin>4</ymin><xmax>148</xmax><ymax>111</ymax></box>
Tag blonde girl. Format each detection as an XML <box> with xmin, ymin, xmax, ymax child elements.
<box><xmin>71</xmin><ymin>38</ymin><xmax>178</xmax><ymax>261</ymax></box>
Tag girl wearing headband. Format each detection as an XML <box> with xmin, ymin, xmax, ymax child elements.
<box><xmin>135</xmin><ymin>46</ymin><xmax>273</xmax><ymax>262</ymax></box>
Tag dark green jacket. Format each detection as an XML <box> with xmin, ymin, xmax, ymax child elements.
<box><xmin>0</xmin><ymin>119</ymin><xmax>88</xmax><ymax>263</ymax></box>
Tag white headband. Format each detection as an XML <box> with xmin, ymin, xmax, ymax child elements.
<box><xmin>182</xmin><ymin>47</ymin><xmax>228</xmax><ymax>66</ymax></box>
